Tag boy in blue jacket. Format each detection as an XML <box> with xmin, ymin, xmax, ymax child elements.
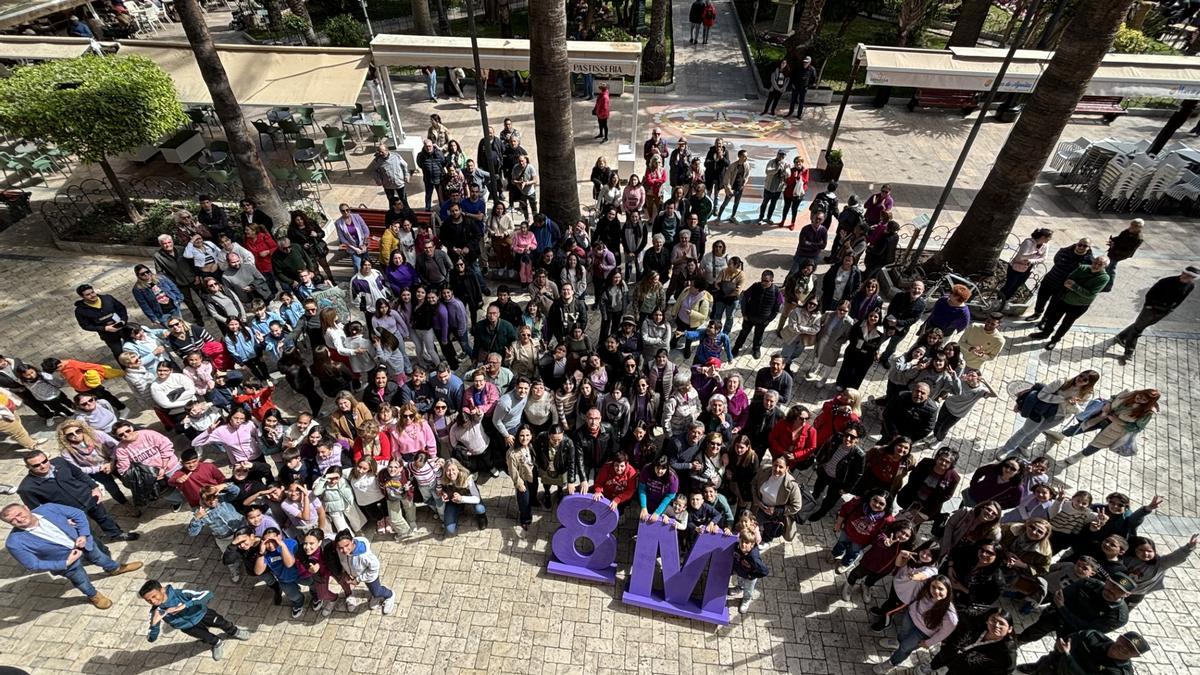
<box><xmin>140</xmin><ymin>579</ymin><xmax>251</xmax><ymax>661</ymax></box>
<box><xmin>731</xmin><ymin>529</ymin><xmax>769</xmax><ymax>613</ymax></box>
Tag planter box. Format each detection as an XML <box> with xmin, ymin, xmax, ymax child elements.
<box><xmin>806</xmin><ymin>86</ymin><xmax>834</xmax><ymax>105</ymax></box>
<box><xmin>159</xmin><ymin>129</ymin><xmax>204</xmax><ymax>164</ymax></box>
<box><xmin>126</xmin><ymin>143</ymin><xmax>160</xmax><ymax>163</ymax></box>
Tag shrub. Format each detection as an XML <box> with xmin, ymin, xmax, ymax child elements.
<box><xmin>1112</xmin><ymin>24</ymin><xmax>1177</xmax><ymax>55</ymax></box>
<box><xmin>323</xmin><ymin>14</ymin><xmax>370</xmax><ymax>48</ymax></box>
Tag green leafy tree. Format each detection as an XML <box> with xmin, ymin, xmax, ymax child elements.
<box><xmin>323</xmin><ymin>13</ymin><xmax>371</xmax><ymax>47</ymax></box>
<box><xmin>0</xmin><ymin>54</ymin><xmax>186</xmax><ymax>222</ymax></box>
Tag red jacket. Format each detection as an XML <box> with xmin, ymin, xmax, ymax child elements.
<box><xmin>593</xmin><ymin>90</ymin><xmax>611</xmax><ymax>120</ymax></box>
<box><xmin>702</xmin><ymin>2</ymin><xmax>717</xmax><ymax>27</ymax></box>
<box><xmin>243</xmin><ymin>231</ymin><xmax>278</xmax><ymax>274</ymax></box>
<box><xmin>353</xmin><ymin>431</ymin><xmax>393</xmax><ymax>465</ymax></box>
<box><xmin>813</xmin><ymin>399</ymin><xmax>860</xmax><ymax>447</ymax></box>
<box><xmin>768</xmin><ymin>419</ymin><xmax>818</xmax><ymax>467</ymax></box>
<box><xmin>593</xmin><ymin>461</ymin><xmax>638</xmax><ymax>505</ymax></box>
<box><xmin>837</xmin><ymin>497</ymin><xmax>894</xmax><ymax>546</ymax></box>
<box><xmin>784</xmin><ymin>168</ymin><xmax>809</xmax><ymax>200</ymax></box>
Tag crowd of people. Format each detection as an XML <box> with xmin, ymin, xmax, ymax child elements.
<box><xmin>0</xmin><ymin>117</ymin><xmax>1196</xmax><ymax>673</ymax></box>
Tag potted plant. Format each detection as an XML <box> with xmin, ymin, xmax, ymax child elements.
<box><xmin>819</xmin><ymin>148</ymin><xmax>843</xmax><ymax>182</ymax></box>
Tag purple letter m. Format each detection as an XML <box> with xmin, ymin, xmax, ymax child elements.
<box><xmin>621</xmin><ymin>520</ymin><xmax>737</xmax><ymax>625</ymax></box>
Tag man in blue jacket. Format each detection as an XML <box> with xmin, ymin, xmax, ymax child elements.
<box><xmin>2</xmin><ymin>502</ymin><xmax>142</xmax><ymax>609</ymax></box>
<box><xmin>140</xmin><ymin>579</ymin><xmax>251</xmax><ymax>661</ymax></box>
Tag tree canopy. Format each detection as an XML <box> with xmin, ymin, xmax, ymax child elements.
<box><xmin>0</xmin><ymin>54</ymin><xmax>186</xmax><ymax>164</ymax></box>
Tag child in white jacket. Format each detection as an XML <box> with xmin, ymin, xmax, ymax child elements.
<box><xmin>334</xmin><ymin>532</ymin><xmax>395</xmax><ymax>615</ymax></box>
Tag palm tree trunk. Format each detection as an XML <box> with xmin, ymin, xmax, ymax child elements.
<box><xmin>932</xmin><ymin>0</ymin><xmax>1136</xmax><ymax>276</ymax></box>
<box><xmin>412</xmin><ymin>0</ymin><xmax>435</xmax><ymax>35</ymax></box>
<box><xmin>285</xmin><ymin>0</ymin><xmax>318</xmax><ymax>43</ymax></box>
<box><xmin>264</xmin><ymin>0</ymin><xmax>285</xmax><ymax>32</ymax></box>
<box><xmin>643</xmin><ymin>0</ymin><xmax>670</xmax><ymax>81</ymax></box>
<box><xmin>434</xmin><ymin>0</ymin><xmax>452</xmax><ymax>35</ymax></box>
<box><xmin>948</xmin><ymin>0</ymin><xmax>990</xmax><ymax>47</ymax></box>
<box><xmin>529</xmin><ymin>0</ymin><xmax>580</xmax><ymax>228</ymax></box>
<box><xmin>784</xmin><ymin>0</ymin><xmax>828</xmax><ymax>69</ymax></box>
<box><xmin>175</xmin><ymin>0</ymin><xmax>287</xmax><ymax>225</ymax></box>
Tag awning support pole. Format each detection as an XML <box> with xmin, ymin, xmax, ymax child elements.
<box><xmin>910</xmin><ymin>0</ymin><xmax>1046</xmax><ymax>266</ymax></box>
<box><xmin>379</xmin><ymin>64</ymin><xmax>405</xmax><ymax>143</ymax></box>
<box><xmin>824</xmin><ymin>52</ymin><xmax>859</xmax><ymax>157</ymax></box>
<box><xmin>629</xmin><ymin>55</ymin><xmax>642</xmax><ymax>153</ymax></box>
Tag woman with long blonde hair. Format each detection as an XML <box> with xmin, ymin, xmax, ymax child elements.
<box><xmin>437</xmin><ymin>458</ymin><xmax>487</xmax><ymax>534</ymax></box>
<box><xmin>56</xmin><ymin>419</ymin><xmax>132</xmax><ymax>512</ymax></box>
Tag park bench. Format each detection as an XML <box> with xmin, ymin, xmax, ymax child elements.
<box><xmin>1073</xmin><ymin>96</ymin><xmax>1126</xmax><ymax>124</ymax></box>
<box><xmin>906</xmin><ymin>89</ymin><xmax>980</xmax><ymax>115</ymax></box>
<box><xmin>354</xmin><ymin>206</ymin><xmax>432</xmax><ymax>254</ymax></box>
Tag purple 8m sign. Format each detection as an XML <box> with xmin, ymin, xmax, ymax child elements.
<box><xmin>546</xmin><ymin>494</ymin><xmax>737</xmax><ymax>625</ymax></box>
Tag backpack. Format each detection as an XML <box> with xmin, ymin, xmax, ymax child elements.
<box><xmin>1016</xmin><ymin>383</ymin><xmax>1060</xmax><ymax>422</ymax></box>
<box><xmin>120</xmin><ymin>462</ymin><xmax>163</xmax><ymax>506</ymax></box>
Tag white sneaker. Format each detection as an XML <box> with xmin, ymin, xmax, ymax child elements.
<box><xmin>321</xmin><ymin>602</ymin><xmax>334</xmax><ymax>617</ymax></box>
<box><xmin>382</xmin><ymin>596</ymin><xmax>396</xmax><ymax>615</ymax></box>
<box><xmin>841</xmin><ymin>579</ymin><xmax>855</xmax><ymax>604</ymax></box>
<box><xmin>230</xmin><ymin>570</ymin><xmax>242</xmax><ymax>584</ymax></box>
<box><xmin>878</xmin><ymin>638</ymin><xmax>900</xmax><ymax>649</ymax></box>
<box><xmin>739</xmin><ymin>592</ymin><xmax>753</xmax><ymax>613</ymax></box>
<box><xmin>872</xmin><ymin>661</ymin><xmax>894</xmax><ymax>675</ymax></box>
<box><xmin>341</xmin><ymin>597</ymin><xmax>363</xmax><ymax>612</ymax></box>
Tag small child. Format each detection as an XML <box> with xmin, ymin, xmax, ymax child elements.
<box><xmin>1003</xmin><ymin>483</ymin><xmax>1056</xmax><ymax>524</ymax></box>
<box><xmin>278</xmin><ymin>449</ymin><xmax>312</xmax><ymax>489</ymax></box>
<box><xmin>378</xmin><ymin>461</ymin><xmax>417</xmax><ymax>539</ymax></box>
<box><xmin>1096</xmin><ymin>534</ymin><xmax>1130</xmax><ymax>580</ymax></box>
<box><xmin>262</xmin><ymin>321</ymin><xmax>294</xmax><ymax>368</ymax></box>
<box><xmin>14</xmin><ymin>363</ymin><xmax>74</xmax><ymax>422</ymax></box>
<box><xmin>294</xmin><ymin>269</ymin><xmax>332</xmax><ymax>300</ymax></box>
<box><xmin>731</xmin><ymin>530</ymin><xmax>769</xmax><ymax>613</ymax></box>
<box><xmin>183</xmin><ymin>352</ymin><xmax>216</xmax><ymax>397</ymax></box>
<box><xmin>246</xmin><ymin>299</ymin><xmax>284</xmax><ymax>338</ymax></box>
<box><xmin>277</xmin><ymin>291</ymin><xmax>304</xmax><ymax>330</ymax></box>
<box><xmin>684</xmin><ymin>492</ymin><xmax>721</xmax><ymax>553</ymax></box>
<box><xmin>703</xmin><ymin>483</ymin><xmax>734</xmax><ymax>531</ymax></box>
<box><xmin>343</xmin><ymin>321</ymin><xmax>376</xmax><ymax>389</ymax></box>
<box><xmin>1048</xmin><ymin>490</ymin><xmax>1097</xmax><ymax>552</ymax></box>
<box><xmin>233</xmin><ymin>379</ymin><xmax>277</xmax><ymax>422</ymax></box>
<box><xmin>410</xmin><ymin>452</ymin><xmax>445</xmax><ymax>521</ymax></box>
<box><xmin>140</xmin><ymin>579</ymin><xmax>250</xmax><ymax>662</ymax></box>
<box><xmin>933</xmin><ymin>368</ymin><xmax>993</xmax><ymax>442</ymax></box>
<box><xmin>182</xmin><ymin>400</ymin><xmax>223</xmax><ymax>441</ymax></box>
<box><xmin>1042</xmin><ymin>555</ymin><xmax>1098</xmax><ymax>601</ymax></box>
<box><xmin>842</xmin><ymin>519</ymin><xmax>914</xmax><ymax>606</ymax></box>
<box><xmin>283</xmin><ymin>412</ymin><xmax>320</xmax><ymax>451</ymax></box>
<box><xmin>662</xmin><ymin>494</ymin><xmax>689</xmax><ymax>545</ymax></box>
<box><xmin>735</xmin><ymin>510</ymin><xmax>762</xmax><ymax>545</ymax></box>
<box><xmin>208</xmin><ymin>370</ymin><xmax>244</xmax><ymax>412</ymax></box>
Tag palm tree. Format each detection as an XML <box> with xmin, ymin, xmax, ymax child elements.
<box><xmin>175</xmin><ymin>0</ymin><xmax>287</xmax><ymax>224</ymax></box>
<box><xmin>412</xmin><ymin>0</ymin><xmax>435</xmax><ymax>35</ymax></box>
<box><xmin>783</xmin><ymin>0</ymin><xmax>828</xmax><ymax>69</ymax></box>
<box><xmin>643</xmin><ymin>0</ymin><xmax>669</xmax><ymax>81</ymax></box>
<box><xmin>931</xmin><ymin>0</ymin><xmax>1136</xmax><ymax>275</ymax></box>
<box><xmin>529</xmin><ymin>0</ymin><xmax>580</xmax><ymax>228</ymax></box>
<box><xmin>948</xmin><ymin>0</ymin><xmax>991</xmax><ymax>47</ymax></box>
<box><xmin>286</xmin><ymin>0</ymin><xmax>318</xmax><ymax>43</ymax></box>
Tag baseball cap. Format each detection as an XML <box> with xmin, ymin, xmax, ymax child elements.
<box><xmin>1108</xmin><ymin>572</ymin><xmax>1137</xmax><ymax>593</ymax></box>
<box><xmin>705</xmin><ymin>357</ymin><xmax>722</xmax><ymax>368</ymax></box>
<box><xmin>1120</xmin><ymin>631</ymin><xmax>1150</xmax><ymax>655</ymax></box>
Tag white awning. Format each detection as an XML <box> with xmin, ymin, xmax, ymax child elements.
<box><xmin>0</xmin><ymin>0</ymin><xmax>90</xmax><ymax>30</ymax></box>
<box><xmin>370</xmin><ymin>34</ymin><xmax>641</xmax><ymax>76</ymax></box>
<box><xmin>0</xmin><ymin>35</ymin><xmax>104</xmax><ymax>60</ymax></box>
<box><xmin>118</xmin><ymin>40</ymin><xmax>372</xmax><ymax>107</ymax></box>
<box><xmin>858</xmin><ymin>45</ymin><xmax>1200</xmax><ymax>99</ymax></box>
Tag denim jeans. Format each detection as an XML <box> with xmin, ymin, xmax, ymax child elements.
<box><xmin>366</xmin><ymin>578</ymin><xmax>393</xmax><ymax>600</ymax></box>
<box><xmin>831</xmin><ymin>530</ymin><xmax>868</xmax><ymax>567</ymax></box>
<box><xmin>423</xmin><ymin>181</ymin><xmax>437</xmax><ymax>211</ymax></box>
<box><xmin>56</xmin><ymin>546</ymin><xmax>120</xmax><ymax>597</ymax></box>
<box><xmin>1002</xmin><ymin>415</ymin><xmax>1062</xmax><ymax>454</ymax></box>
<box><xmin>443</xmin><ymin>500</ymin><xmax>486</xmax><ymax>535</ymax></box>
<box><xmin>890</xmin><ymin>609</ymin><xmax>931</xmax><ymax>666</ymax></box>
<box><xmin>279</xmin><ymin>579</ymin><xmax>305</xmax><ymax>609</ymax></box>
<box><xmin>738</xmin><ymin>575</ymin><xmax>758</xmax><ymax>596</ymax></box>
<box><xmin>710</xmin><ymin>299</ymin><xmax>737</xmax><ymax>335</ymax></box>
<box><xmin>426</xmin><ymin>72</ymin><xmax>438</xmax><ymax>100</ymax></box>
<box><xmin>417</xmin><ymin>483</ymin><xmax>445</xmax><ymax>520</ymax></box>
<box><xmin>515</xmin><ymin>472</ymin><xmax>539</xmax><ymax>526</ymax></box>
<box><xmin>781</xmin><ymin>341</ymin><xmax>805</xmax><ymax>367</ymax></box>
<box><xmin>716</xmin><ymin>188</ymin><xmax>743</xmax><ymax>221</ymax></box>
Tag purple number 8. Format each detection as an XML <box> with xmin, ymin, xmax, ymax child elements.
<box><xmin>551</xmin><ymin>494</ymin><xmax>619</xmax><ymax>570</ymax></box>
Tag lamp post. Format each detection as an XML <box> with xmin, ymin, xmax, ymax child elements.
<box><xmin>359</xmin><ymin>0</ymin><xmax>374</xmax><ymax>36</ymax></box>
<box><xmin>464</xmin><ymin>0</ymin><xmax>490</xmax><ymax>135</ymax></box>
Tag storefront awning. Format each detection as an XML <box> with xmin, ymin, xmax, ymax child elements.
<box><xmin>0</xmin><ymin>0</ymin><xmax>90</xmax><ymax>30</ymax></box>
<box><xmin>370</xmin><ymin>34</ymin><xmax>641</xmax><ymax>76</ymax></box>
<box><xmin>0</xmin><ymin>34</ymin><xmax>104</xmax><ymax>60</ymax></box>
<box><xmin>858</xmin><ymin>45</ymin><xmax>1200</xmax><ymax>99</ymax></box>
<box><xmin>118</xmin><ymin>40</ymin><xmax>372</xmax><ymax>107</ymax></box>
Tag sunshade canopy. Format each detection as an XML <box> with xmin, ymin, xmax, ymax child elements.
<box><xmin>370</xmin><ymin>34</ymin><xmax>641</xmax><ymax>76</ymax></box>
<box><xmin>0</xmin><ymin>34</ymin><xmax>102</xmax><ymax>60</ymax></box>
<box><xmin>118</xmin><ymin>40</ymin><xmax>372</xmax><ymax>107</ymax></box>
<box><xmin>0</xmin><ymin>0</ymin><xmax>89</xmax><ymax>30</ymax></box>
<box><xmin>858</xmin><ymin>45</ymin><xmax>1200</xmax><ymax>99</ymax></box>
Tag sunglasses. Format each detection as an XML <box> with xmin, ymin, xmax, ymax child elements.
<box><xmin>845</xmin><ymin>433</ymin><xmax>859</xmax><ymax>440</ymax></box>
<box><xmin>27</xmin><ymin>459</ymin><xmax>49</xmax><ymax>467</ymax></box>
<box><xmin>78</xmin><ymin>399</ymin><xmax>95</xmax><ymax>405</ymax></box>
<box><xmin>65</xmin><ymin>430</ymin><xmax>83</xmax><ymax>437</ymax></box>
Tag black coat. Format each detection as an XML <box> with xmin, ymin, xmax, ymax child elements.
<box><xmin>547</xmin><ymin>296</ymin><xmax>589</xmax><ymax>342</ymax></box>
<box><xmin>74</xmin><ymin>295</ymin><xmax>128</xmax><ymax>335</ymax></box>
<box><xmin>574</xmin><ymin>423</ymin><xmax>618</xmax><ymax>472</ymax></box>
<box><xmin>18</xmin><ymin>458</ymin><xmax>98</xmax><ymax>511</ymax></box>
<box><xmin>885</xmin><ymin>290</ymin><xmax>927</xmax><ymax>334</ymax></box>
<box><xmin>882</xmin><ymin>394</ymin><xmax>937</xmax><ymax>442</ymax></box>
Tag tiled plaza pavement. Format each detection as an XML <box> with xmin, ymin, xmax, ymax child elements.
<box><xmin>3</xmin><ymin>13</ymin><xmax>1200</xmax><ymax>675</ymax></box>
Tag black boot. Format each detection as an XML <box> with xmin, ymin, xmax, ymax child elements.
<box><xmin>476</xmin><ymin>513</ymin><xmax>489</xmax><ymax>530</ymax></box>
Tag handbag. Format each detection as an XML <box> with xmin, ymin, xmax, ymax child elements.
<box><xmin>1112</xmin><ymin>432</ymin><xmax>1138</xmax><ymax>457</ymax></box>
<box><xmin>1017</xmin><ymin>383</ymin><xmax>1059</xmax><ymax>422</ymax></box>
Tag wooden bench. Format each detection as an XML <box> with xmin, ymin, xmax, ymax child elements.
<box><xmin>353</xmin><ymin>207</ymin><xmax>433</xmax><ymax>254</ymax></box>
<box><xmin>1073</xmin><ymin>96</ymin><xmax>1126</xmax><ymax>124</ymax></box>
<box><xmin>906</xmin><ymin>89</ymin><xmax>980</xmax><ymax>115</ymax></box>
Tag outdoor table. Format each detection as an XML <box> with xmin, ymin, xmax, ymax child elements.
<box><xmin>293</xmin><ymin>147</ymin><xmax>322</xmax><ymax>166</ymax></box>
<box><xmin>13</xmin><ymin>142</ymin><xmax>37</xmax><ymax>156</ymax></box>
<box><xmin>268</xmin><ymin>108</ymin><xmax>293</xmax><ymax>124</ymax></box>
<box><xmin>198</xmin><ymin>151</ymin><xmax>228</xmax><ymax>169</ymax></box>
